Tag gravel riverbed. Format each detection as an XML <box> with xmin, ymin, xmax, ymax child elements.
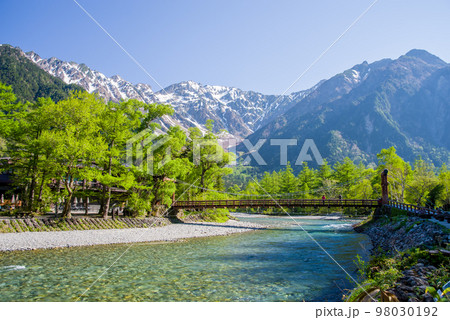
<box><xmin>0</xmin><ymin>220</ymin><xmax>265</xmax><ymax>252</ymax></box>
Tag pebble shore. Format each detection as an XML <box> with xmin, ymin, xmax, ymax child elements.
<box><xmin>0</xmin><ymin>220</ymin><xmax>265</xmax><ymax>252</ymax></box>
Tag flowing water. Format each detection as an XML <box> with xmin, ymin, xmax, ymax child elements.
<box><xmin>0</xmin><ymin>214</ymin><xmax>371</xmax><ymax>301</ymax></box>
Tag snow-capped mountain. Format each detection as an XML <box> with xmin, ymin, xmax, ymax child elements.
<box><xmin>25</xmin><ymin>51</ymin><xmax>153</xmax><ymax>103</ymax></box>
<box><xmin>149</xmin><ymin>80</ymin><xmax>313</xmax><ymax>137</ymax></box>
<box><xmin>24</xmin><ymin>50</ymin><xmax>312</xmax><ymax>138</ymax></box>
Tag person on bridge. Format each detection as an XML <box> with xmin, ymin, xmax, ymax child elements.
<box><xmin>322</xmin><ymin>195</ymin><xmax>326</xmax><ymax>205</ymax></box>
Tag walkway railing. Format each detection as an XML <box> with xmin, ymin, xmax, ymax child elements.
<box><xmin>388</xmin><ymin>200</ymin><xmax>450</xmax><ymax>222</ymax></box>
<box><xmin>388</xmin><ymin>200</ymin><xmax>443</xmax><ymax>216</ymax></box>
<box><xmin>173</xmin><ymin>199</ymin><xmax>379</xmax><ymax>209</ymax></box>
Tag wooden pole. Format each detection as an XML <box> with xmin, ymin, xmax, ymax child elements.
<box><xmin>381</xmin><ymin>169</ymin><xmax>389</xmax><ymax>205</ymax></box>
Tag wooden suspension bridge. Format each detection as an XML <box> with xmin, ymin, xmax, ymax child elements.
<box><xmin>172</xmin><ymin>170</ymin><xmax>450</xmax><ymax>222</ymax></box>
<box><xmin>1</xmin><ymin>168</ymin><xmax>449</xmax><ymax>221</ymax></box>
<box><xmin>172</xmin><ymin>199</ymin><xmax>379</xmax><ymax>209</ymax></box>
<box><xmin>172</xmin><ymin>169</ymin><xmax>392</xmax><ymax>211</ymax></box>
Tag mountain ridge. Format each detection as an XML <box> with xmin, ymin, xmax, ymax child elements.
<box><xmin>22</xmin><ymin>47</ymin><xmax>312</xmax><ymax>138</ymax></box>
<box><xmin>240</xmin><ymin>49</ymin><xmax>449</xmax><ymax>169</ymax></box>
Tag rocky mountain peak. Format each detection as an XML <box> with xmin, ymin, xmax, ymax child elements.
<box><xmin>404</xmin><ymin>49</ymin><xmax>447</xmax><ymax>67</ymax></box>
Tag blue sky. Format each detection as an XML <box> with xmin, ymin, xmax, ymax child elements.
<box><xmin>1</xmin><ymin>0</ymin><xmax>449</xmax><ymax>94</ymax></box>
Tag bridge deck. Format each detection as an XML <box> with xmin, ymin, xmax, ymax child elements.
<box><xmin>173</xmin><ymin>199</ymin><xmax>379</xmax><ymax>209</ymax></box>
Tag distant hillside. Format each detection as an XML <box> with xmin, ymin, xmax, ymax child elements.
<box><xmin>239</xmin><ymin>49</ymin><xmax>450</xmax><ymax>169</ymax></box>
<box><xmin>0</xmin><ymin>45</ymin><xmax>83</xmax><ymax>102</ymax></box>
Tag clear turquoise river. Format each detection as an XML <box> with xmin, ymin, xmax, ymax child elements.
<box><xmin>0</xmin><ymin>215</ymin><xmax>371</xmax><ymax>301</ymax></box>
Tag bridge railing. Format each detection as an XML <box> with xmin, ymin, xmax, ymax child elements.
<box><xmin>172</xmin><ymin>199</ymin><xmax>379</xmax><ymax>209</ymax></box>
<box><xmin>388</xmin><ymin>200</ymin><xmax>442</xmax><ymax>216</ymax></box>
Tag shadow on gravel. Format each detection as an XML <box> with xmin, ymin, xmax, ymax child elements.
<box><xmin>167</xmin><ymin>216</ymin><xmax>185</xmax><ymax>224</ymax></box>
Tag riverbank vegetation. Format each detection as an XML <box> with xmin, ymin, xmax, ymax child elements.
<box><xmin>347</xmin><ymin>209</ymin><xmax>449</xmax><ymax>302</ymax></box>
<box><xmin>346</xmin><ymin>247</ymin><xmax>449</xmax><ymax>302</ymax></box>
<box><xmin>1</xmin><ymin>80</ymin><xmax>449</xmax><ymax>220</ymax></box>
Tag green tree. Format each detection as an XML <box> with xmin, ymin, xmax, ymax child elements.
<box><xmin>350</xmin><ymin>166</ymin><xmax>375</xmax><ymax>199</ymax></box>
<box><xmin>297</xmin><ymin>162</ymin><xmax>318</xmax><ymax>199</ymax></box>
<box><xmin>332</xmin><ymin>157</ymin><xmax>359</xmax><ymax>198</ymax></box>
<box><xmin>406</xmin><ymin>158</ymin><xmax>438</xmax><ymax>206</ymax></box>
<box><xmin>377</xmin><ymin>147</ymin><xmax>412</xmax><ymax>202</ymax></box>
<box><xmin>436</xmin><ymin>164</ymin><xmax>450</xmax><ymax>209</ymax></box>
<box><xmin>46</xmin><ymin>92</ymin><xmax>108</xmax><ymax>218</ymax></box>
<box><xmin>259</xmin><ymin>171</ymin><xmax>281</xmax><ymax>196</ymax></box>
<box><xmin>97</xmin><ymin>100</ymin><xmax>147</xmax><ymax>218</ymax></box>
<box><xmin>149</xmin><ymin>126</ymin><xmax>192</xmax><ymax>208</ymax></box>
<box><xmin>112</xmin><ymin>102</ymin><xmax>179</xmax><ymax>216</ymax></box>
<box><xmin>0</xmin><ymin>83</ymin><xmax>59</xmax><ymax>212</ymax></box>
<box><xmin>316</xmin><ymin>159</ymin><xmax>337</xmax><ymax>198</ymax></box>
<box><xmin>188</xmin><ymin>120</ymin><xmax>233</xmax><ymax>191</ymax></box>
<box><xmin>280</xmin><ymin>162</ymin><xmax>298</xmax><ymax>196</ymax></box>
<box><xmin>243</xmin><ymin>181</ymin><xmax>261</xmax><ymax>199</ymax></box>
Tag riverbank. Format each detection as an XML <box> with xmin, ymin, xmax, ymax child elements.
<box><xmin>349</xmin><ymin>208</ymin><xmax>450</xmax><ymax>302</ymax></box>
<box><xmin>0</xmin><ymin>216</ymin><xmax>170</xmax><ymax>233</ymax></box>
<box><xmin>0</xmin><ymin>219</ymin><xmax>265</xmax><ymax>252</ymax></box>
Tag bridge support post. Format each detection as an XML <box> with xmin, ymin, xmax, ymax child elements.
<box><xmin>381</xmin><ymin>169</ymin><xmax>389</xmax><ymax>205</ymax></box>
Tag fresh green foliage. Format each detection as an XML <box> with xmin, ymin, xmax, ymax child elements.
<box><xmin>377</xmin><ymin>146</ymin><xmax>412</xmax><ymax>202</ymax></box>
<box><xmin>0</xmin><ymin>81</ymin><xmax>234</xmax><ymax>219</ymax></box>
<box><xmin>406</xmin><ymin>158</ymin><xmax>439</xmax><ymax>206</ymax></box>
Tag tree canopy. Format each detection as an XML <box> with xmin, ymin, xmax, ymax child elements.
<box><xmin>0</xmin><ymin>83</ymin><xmax>234</xmax><ymax>217</ymax></box>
